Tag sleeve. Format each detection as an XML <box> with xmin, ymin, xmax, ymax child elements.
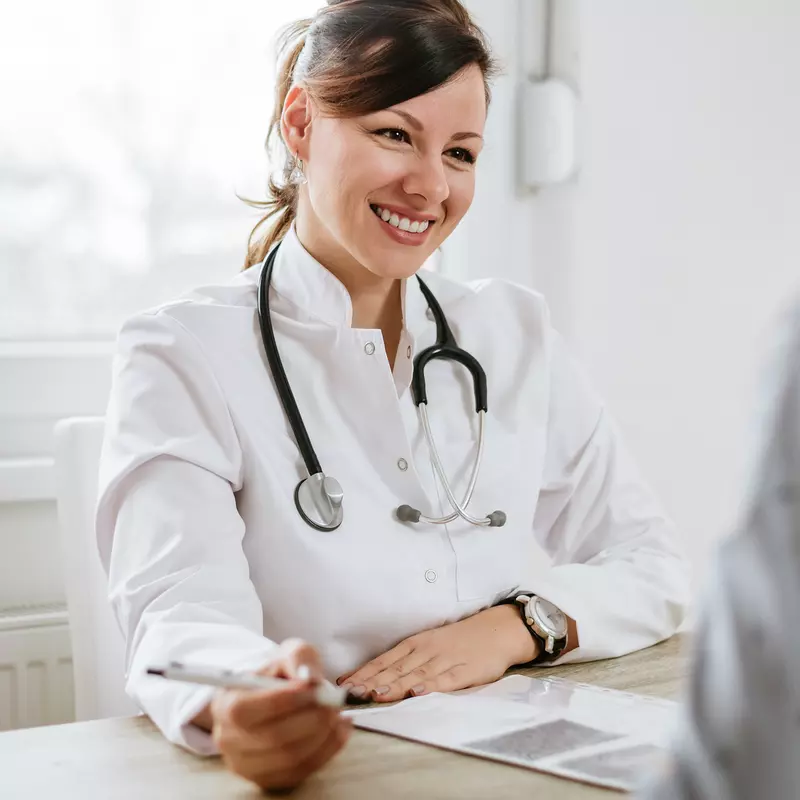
<box><xmin>639</xmin><ymin>301</ymin><xmax>800</xmax><ymax>800</ymax></box>
<box><xmin>528</xmin><ymin>331</ymin><xmax>690</xmax><ymax>664</ymax></box>
<box><xmin>95</xmin><ymin>310</ymin><xmax>279</xmax><ymax>756</ymax></box>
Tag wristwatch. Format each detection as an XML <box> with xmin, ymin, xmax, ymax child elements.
<box><xmin>513</xmin><ymin>594</ymin><xmax>569</xmax><ymax>663</ymax></box>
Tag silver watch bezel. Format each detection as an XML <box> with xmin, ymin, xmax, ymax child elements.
<box><xmin>516</xmin><ymin>594</ymin><xmax>568</xmax><ymax>654</ymax></box>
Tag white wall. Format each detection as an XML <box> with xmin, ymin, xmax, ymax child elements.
<box><xmin>446</xmin><ymin>0</ymin><xmax>581</xmax><ymax>326</ymax></box>
<box><xmin>572</xmin><ymin>0</ymin><xmax>800</xmax><ymax>578</ymax></box>
<box><xmin>0</xmin><ymin>345</ymin><xmax>112</xmax><ymax>611</ymax></box>
<box><xmin>442</xmin><ymin>0</ymin><xmax>542</xmax><ymax>285</ymax></box>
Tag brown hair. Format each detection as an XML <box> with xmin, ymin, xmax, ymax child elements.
<box><xmin>242</xmin><ymin>0</ymin><xmax>498</xmax><ymax>269</ymax></box>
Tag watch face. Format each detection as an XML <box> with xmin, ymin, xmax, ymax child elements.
<box><xmin>532</xmin><ymin>597</ymin><xmax>568</xmax><ymax>639</ymax></box>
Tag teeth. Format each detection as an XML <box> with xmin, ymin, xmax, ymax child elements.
<box><xmin>371</xmin><ymin>205</ymin><xmax>430</xmax><ymax>234</ymax></box>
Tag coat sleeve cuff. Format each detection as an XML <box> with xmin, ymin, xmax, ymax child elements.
<box><xmin>127</xmin><ymin>628</ymin><xmax>281</xmax><ymax>756</ymax></box>
<box><xmin>512</xmin><ymin>559</ymin><xmax>687</xmax><ymax>667</ymax></box>
<box><xmin>170</xmin><ymin>685</ymin><xmax>219</xmax><ymax>756</ymax></box>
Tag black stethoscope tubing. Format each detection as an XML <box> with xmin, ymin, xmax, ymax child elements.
<box><xmin>258</xmin><ymin>242</ymin><xmax>488</xmax><ymax>472</ymax></box>
<box><xmin>256</xmin><ymin>241</ymin><xmax>497</xmax><ymax>529</ymax></box>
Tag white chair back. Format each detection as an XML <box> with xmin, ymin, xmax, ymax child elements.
<box><xmin>54</xmin><ymin>417</ymin><xmax>138</xmax><ymax>721</ymax></box>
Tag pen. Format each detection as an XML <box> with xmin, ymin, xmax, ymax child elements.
<box><xmin>146</xmin><ymin>661</ymin><xmax>350</xmax><ymax>708</ymax></box>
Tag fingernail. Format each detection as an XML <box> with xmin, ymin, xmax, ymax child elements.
<box><xmin>373</xmin><ymin>686</ymin><xmax>390</xmax><ymax>696</ymax></box>
<box><xmin>411</xmin><ymin>685</ymin><xmax>426</xmax><ymax>696</ymax></box>
<box><xmin>297</xmin><ymin>665</ymin><xmax>312</xmax><ymax>682</ymax></box>
<box><xmin>348</xmin><ymin>685</ymin><xmax>366</xmax><ymax>697</ymax></box>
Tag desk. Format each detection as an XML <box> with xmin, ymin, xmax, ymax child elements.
<box><xmin>0</xmin><ymin>635</ymin><xmax>688</xmax><ymax>799</ymax></box>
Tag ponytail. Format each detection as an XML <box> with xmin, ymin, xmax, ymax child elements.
<box><xmin>242</xmin><ymin>19</ymin><xmax>312</xmax><ymax>269</ymax></box>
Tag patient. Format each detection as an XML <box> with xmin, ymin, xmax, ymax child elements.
<box><xmin>641</xmin><ymin>301</ymin><xmax>800</xmax><ymax>799</ymax></box>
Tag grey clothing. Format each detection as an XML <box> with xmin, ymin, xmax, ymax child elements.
<box><xmin>642</xmin><ymin>303</ymin><xmax>800</xmax><ymax>799</ymax></box>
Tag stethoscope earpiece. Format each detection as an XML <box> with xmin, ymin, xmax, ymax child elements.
<box><xmin>396</xmin><ymin>505</ymin><xmax>422</xmax><ymax>523</ymax></box>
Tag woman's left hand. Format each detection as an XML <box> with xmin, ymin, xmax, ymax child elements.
<box><xmin>335</xmin><ymin>604</ymin><xmax>539</xmax><ymax>702</ymax></box>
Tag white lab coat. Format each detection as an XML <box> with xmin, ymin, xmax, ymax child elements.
<box><xmin>96</xmin><ymin>226</ymin><xmax>688</xmax><ymax>755</ymax></box>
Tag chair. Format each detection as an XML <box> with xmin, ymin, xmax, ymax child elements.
<box><xmin>54</xmin><ymin>417</ymin><xmax>139</xmax><ymax>721</ymax></box>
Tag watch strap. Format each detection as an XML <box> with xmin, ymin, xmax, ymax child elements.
<box><xmin>499</xmin><ymin>593</ymin><xmax>567</xmax><ymax>665</ymax></box>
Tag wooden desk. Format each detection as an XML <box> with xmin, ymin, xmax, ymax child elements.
<box><xmin>0</xmin><ymin>635</ymin><xmax>688</xmax><ymax>799</ymax></box>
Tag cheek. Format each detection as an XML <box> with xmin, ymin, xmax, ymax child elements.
<box><xmin>445</xmin><ymin>171</ymin><xmax>476</xmax><ymax>226</ymax></box>
<box><xmin>339</xmin><ymin>150</ymin><xmax>411</xmax><ymax>217</ymax></box>
<box><xmin>310</xmin><ymin>141</ymin><xmax>402</xmax><ymax>219</ymax></box>
<box><xmin>308</xmin><ymin>141</ymin><xmax>348</xmax><ymax>208</ymax></box>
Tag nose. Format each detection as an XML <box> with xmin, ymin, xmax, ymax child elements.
<box><xmin>402</xmin><ymin>154</ymin><xmax>450</xmax><ymax>207</ymax></box>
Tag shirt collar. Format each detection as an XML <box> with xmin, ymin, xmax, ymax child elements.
<box><xmin>259</xmin><ymin>224</ymin><xmax>435</xmax><ymax>336</ymax></box>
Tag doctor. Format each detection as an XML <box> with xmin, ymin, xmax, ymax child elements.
<box><xmin>97</xmin><ymin>0</ymin><xmax>688</xmax><ymax>791</ymax></box>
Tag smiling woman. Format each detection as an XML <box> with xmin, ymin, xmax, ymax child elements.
<box><xmin>96</xmin><ymin>0</ymin><xmax>688</xmax><ymax>794</ymax></box>
<box><xmin>244</xmin><ymin>0</ymin><xmax>498</xmax><ymax>280</ymax></box>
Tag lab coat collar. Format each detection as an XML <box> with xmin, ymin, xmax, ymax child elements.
<box><xmin>261</xmin><ymin>225</ymin><xmax>439</xmax><ymax>338</ymax></box>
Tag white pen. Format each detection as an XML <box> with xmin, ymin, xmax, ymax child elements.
<box><xmin>146</xmin><ymin>661</ymin><xmax>351</xmax><ymax>708</ymax></box>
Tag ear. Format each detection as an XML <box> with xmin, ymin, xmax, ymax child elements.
<box><xmin>281</xmin><ymin>85</ymin><xmax>313</xmax><ymax>161</ymax></box>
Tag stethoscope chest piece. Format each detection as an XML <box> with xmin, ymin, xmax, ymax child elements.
<box><xmin>294</xmin><ymin>473</ymin><xmax>344</xmax><ymax>531</ymax></box>
<box><xmin>258</xmin><ymin>241</ymin><xmax>506</xmax><ymax>531</ymax></box>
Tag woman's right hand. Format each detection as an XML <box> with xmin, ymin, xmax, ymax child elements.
<box><xmin>209</xmin><ymin>639</ymin><xmax>353</xmax><ymax>791</ymax></box>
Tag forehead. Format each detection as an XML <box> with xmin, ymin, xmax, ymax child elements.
<box><xmin>386</xmin><ymin>65</ymin><xmax>487</xmax><ymax>134</ymax></box>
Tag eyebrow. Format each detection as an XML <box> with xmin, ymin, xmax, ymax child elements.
<box><xmin>387</xmin><ymin>108</ymin><xmax>484</xmax><ymax>142</ymax></box>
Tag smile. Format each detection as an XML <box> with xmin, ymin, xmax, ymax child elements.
<box><xmin>370</xmin><ymin>204</ymin><xmax>432</xmax><ymax>234</ymax></box>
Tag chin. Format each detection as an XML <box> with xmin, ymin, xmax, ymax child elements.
<box><xmin>366</xmin><ymin>251</ymin><xmax>430</xmax><ymax>280</ymax></box>
<box><xmin>355</xmin><ymin>238</ymin><xmax>433</xmax><ymax>279</ymax></box>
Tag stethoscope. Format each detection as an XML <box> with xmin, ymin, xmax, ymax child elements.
<box><xmin>256</xmin><ymin>242</ymin><xmax>507</xmax><ymax>532</ymax></box>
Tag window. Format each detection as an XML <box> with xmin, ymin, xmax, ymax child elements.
<box><xmin>1</xmin><ymin>0</ymin><xmax>323</xmax><ymax>340</ymax></box>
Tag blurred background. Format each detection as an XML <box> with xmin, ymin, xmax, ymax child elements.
<box><xmin>1</xmin><ymin>0</ymin><xmax>798</xmax><ymax>730</ymax></box>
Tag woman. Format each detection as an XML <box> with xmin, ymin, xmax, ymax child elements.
<box><xmin>97</xmin><ymin>0</ymin><xmax>688</xmax><ymax>791</ymax></box>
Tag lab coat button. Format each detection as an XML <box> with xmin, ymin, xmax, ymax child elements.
<box><xmin>425</xmin><ymin>570</ymin><xmax>438</xmax><ymax>583</ymax></box>
<box><xmin>397</xmin><ymin>458</ymin><xmax>408</xmax><ymax>471</ymax></box>
<box><xmin>364</xmin><ymin>342</ymin><xmax>376</xmax><ymax>355</ymax></box>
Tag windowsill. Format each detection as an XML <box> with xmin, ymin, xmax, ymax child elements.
<box><xmin>0</xmin><ymin>341</ymin><xmax>116</xmax><ymax>358</ymax></box>
<box><xmin>0</xmin><ymin>458</ymin><xmax>55</xmax><ymax>503</ymax></box>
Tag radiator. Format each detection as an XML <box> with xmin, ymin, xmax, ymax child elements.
<box><xmin>0</xmin><ymin>605</ymin><xmax>75</xmax><ymax>731</ymax></box>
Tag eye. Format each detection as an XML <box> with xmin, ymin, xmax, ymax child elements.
<box><xmin>374</xmin><ymin>128</ymin><xmax>411</xmax><ymax>144</ymax></box>
<box><xmin>447</xmin><ymin>147</ymin><xmax>476</xmax><ymax>165</ymax></box>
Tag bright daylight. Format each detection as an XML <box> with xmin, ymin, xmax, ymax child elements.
<box><xmin>2</xmin><ymin>2</ymin><xmax>799</xmax><ymax>799</ymax></box>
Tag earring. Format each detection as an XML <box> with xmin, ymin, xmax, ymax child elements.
<box><xmin>289</xmin><ymin>153</ymin><xmax>307</xmax><ymax>185</ymax></box>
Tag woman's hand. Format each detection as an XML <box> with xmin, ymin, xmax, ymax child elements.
<box><xmin>209</xmin><ymin>639</ymin><xmax>352</xmax><ymax>792</ymax></box>
<box><xmin>336</xmin><ymin>605</ymin><xmax>539</xmax><ymax>703</ymax></box>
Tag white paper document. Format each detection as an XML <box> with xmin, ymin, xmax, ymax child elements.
<box><xmin>346</xmin><ymin>675</ymin><xmax>677</xmax><ymax>792</ymax></box>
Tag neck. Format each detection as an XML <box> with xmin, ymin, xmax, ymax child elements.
<box><xmin>295</xmin><ymin>216</ymin><xmax>401</xmax><ymax>327</ymax></box>
<box><xmin>346</xmin><ymin>274</ymin><xmax>402</xmax><ymax>330</ymax></box>
<box><xmin>294</xmin><ymin>214</ymin><xmax>404</xmax><ymax>366</ymax></box>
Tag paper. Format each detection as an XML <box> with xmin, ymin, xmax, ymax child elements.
<box><xmin>345</xmin><ymin>675</ymin><xmax>676</xmax><ymax>792</ymax></box>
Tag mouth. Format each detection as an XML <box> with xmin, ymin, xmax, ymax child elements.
<box><xmin>369</xmin><ymin>204</ymin><xmax>436</xmax><ymax>246</ymax></box>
